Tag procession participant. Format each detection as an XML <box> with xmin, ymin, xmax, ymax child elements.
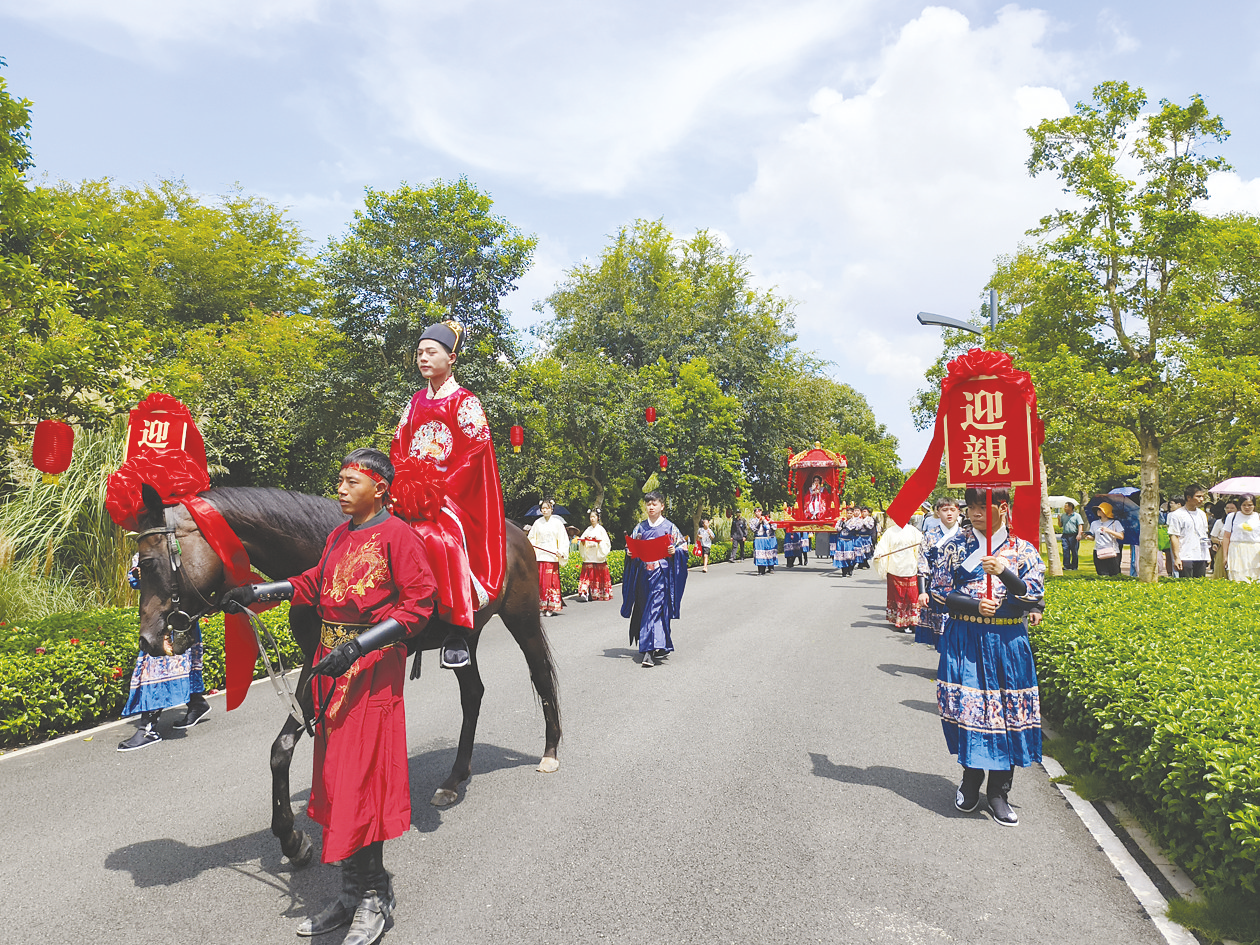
<box><xmin>529</xmin><ymin>499</ymin><xmax>569</xmax><ymax>616</ymax></box>
<box><xmin>222</xmin><ymin>449</ymin><xmax>436</xmax><ymax>944</ymax></box>
<box><xmin>855</xmin><ymin>507</ymin><xmax>877</xmax><ymax>569</ymax></box>
<box><xmin>833</xmin><ymin>509</ymin><xmax>858</xmax><ymax>577</ymax></box>
<box><xmin>804</xmin><ymin>475</ymin><xmax>830</xmax><ymax>521</ymax></box>
<box><xmin>937</xmin><ymin>487</ymin><xmax>1045</xmax><ymax>827</ymax></box>
<box><xmin>916</xmin><ymin>495</ymin><xmax>961</xmax><ymax>649</ymax></box>
<box><xmin>116</xmin><ymin>615</ymin><xmax>211</xmax><ymax>752</ymax></box>
<box><xmin>800</xmin><ymin>529</ymin><xmax>810</xmax><ymax>565</ymax></box>
<box><xmin>783</xmin><ymin>528</ymin><xmax>801</xmax><ymax>568</ymax></box>
<box><xmin>752</xmin><ymin>507</ymin><xmax>778</xmax><ymax>575</ymax></box>
<box><xmin>874</xmin><ymin>517</ymin><xmax>924</xmax><ymax>632</ymax></box>
<box><xmin>390</xmin><ymin>320</ymin><xmax>506</xmax><ymax>669</ymax></box>
<box><xmin>621</xmin><ymin>491</ymin><xmax>688</xmax><ymax>667</ymax></box>
<box><xmin>577</xmin><ymin>508</ymin><xmax>613</xmax><ymax>601</ymax></box>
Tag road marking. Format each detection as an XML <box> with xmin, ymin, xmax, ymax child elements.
<box><xmin>1040</xmin><ymin>753</ymin><xmax>1198</xmax><ymax>945</ymax></box>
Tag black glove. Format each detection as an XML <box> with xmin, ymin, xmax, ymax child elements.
<box><xmin>313</xmin><ymin>639</ymin><xmax>363</xmax><ymax>678</ymax></box>
<box><xmin>222</xmin><ymin>581</ymin><xmax>293</xmax><ymax>614</ymax></box>
<box><xmin>312</xmin><ymin>618</ymin><xmax>407</xmax><ymax>678</ymax></box>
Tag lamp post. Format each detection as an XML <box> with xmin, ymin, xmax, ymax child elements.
<box><xmin>916</xmin><ymin>290</ymin><xmax>998</xmax><ymax>336</ymax></box>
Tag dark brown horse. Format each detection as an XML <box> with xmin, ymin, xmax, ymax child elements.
<box><xmin>132</xmin><ymin>484</ymin><xmax>560</xmax><ymax>867</ymax></box>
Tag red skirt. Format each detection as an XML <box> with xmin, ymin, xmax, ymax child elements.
<box><xmin>308</xmin><ymin>643</ymin><xmax>410</xmax><ymax>863</ymax></box>
<box><xmin>577</xmin><ymin>562</ymin><xmax>613</xmax><ymax>600</ymax></box>
<box><xmin>887</xmin><ymin>574</ymin><xmax>920</xmax><ymax>628</ymax></box>
<box><xmin>537</xmin><ymin>561</ymin><xmax>563</xmax><ymax>611</ymax></box>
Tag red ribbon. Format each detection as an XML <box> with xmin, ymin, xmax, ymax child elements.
<box><xmin>887</xmin><ymin>349</ymin><xmax>1045</xmax><ymax>542</ymax></box>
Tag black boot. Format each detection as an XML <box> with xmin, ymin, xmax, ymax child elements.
<box><xmin>117</xmin><ymin>710</ymin><xmax>162</xmax><ymax>751</ymax></box>
<box><xmin>296</xmin><ymin>858</ymin><xmax>358</xmax><ymax>936</ymax></box>
<box><xmin>440</xmin><ymin>632</ymin><xmax>470</xmax><ymax>670</ymax></box>
<box><xmin>987</xmin><ymin>768</ymin><xmax>1018</xmax><ymax>826</ymax></box>
<box><xmin>344</xmin><ymin>842</ymin><xmax>394</xmax><ymax>945</ymax></box>
<box><xmin>955</xmin><ymin>767</ymin><xmax>984</xmax><ymax>812</ymax></box>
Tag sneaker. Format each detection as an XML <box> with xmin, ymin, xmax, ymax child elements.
<box><xmin>173</xmin><ymin>701</ymin><xmax>211</xmax><ymax>729</ymax></box>
<box><xmin>641</xmin><ymin>652</ymin><xmax>655</xmax><ymax>668</ymax></box>
<box><xmin>989</xmin><ymin>795</ymin><xmax>1019</xmax><ymax>826</ymax></box>
<box><xmin>118</xmin><ymin>727</ymin><xmax>162</xmax><ymax>752</ymax></box>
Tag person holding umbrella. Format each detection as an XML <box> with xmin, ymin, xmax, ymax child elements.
<box><xmin>1222</xmin><ymin>494</ymin><xmax>1260</xmax><ymax>582</ymax></box>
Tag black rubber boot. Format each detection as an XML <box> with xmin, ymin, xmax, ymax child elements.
<box><xmin>296</xmin><ymin>858</ymin><xmax>358</xmax><ymax>937</ymax></box>
<box><xmin>955</xmin><ymin>767</ymin><xmax>984</xmax><ymax>812</ymax></box>
<box><xmin>343</xmin><ymin>842</ymin><xmax>394</xmax><ymax>945</ymax></box>
<box><xmin>987</xmin><ymin>768</ymin><xmax>1018</xmax><ymax>826</ymax></box>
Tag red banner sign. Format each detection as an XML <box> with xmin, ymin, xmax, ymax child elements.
<box><xmin>124</xmin><ymin>392</ymin><xmax>207</xmax><ymax>470</ymax></box>
<box><xmin>942</xmin><ymin>377</ymin><xmax>1035</xmax><ymax>488</ymax></box>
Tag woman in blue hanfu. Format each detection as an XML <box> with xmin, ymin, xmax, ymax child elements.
<box><xmin>832</xmin><ymin>508</ymin><xmax>858</xmax><ymax>576</ymax></box>
<box><xmin>936</xmin><ymin>487</ymin><xmax>1045</xmax><ymax>827</ymax></box>
<box><xmin>751</xmin><ymin>507</ymin><xmax>778</xmax><ymax>575</ymax></box>
<box><xmin>916</xmin><ymin>495</ymin><xmax>962</xmax><ymax>649</ymax></box>
<box><xmin>621</xmin><ymin>491</ymin><xmax>689</xmax><ymax>668</ymax></box>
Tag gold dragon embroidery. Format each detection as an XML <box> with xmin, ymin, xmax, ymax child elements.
<box><xmin>327</xmin><ymin>536</ymin><xmax>390</xmax><ymax>603</ymax></box>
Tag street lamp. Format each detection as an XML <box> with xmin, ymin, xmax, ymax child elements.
<box><xmin>916</xmin><ymin>290</ymin><xmax>999</xmax><ymax>336</ymax></box>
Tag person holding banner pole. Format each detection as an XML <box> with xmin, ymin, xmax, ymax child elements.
<box><xmin>937</xmin><ymin>487</ymin><xmax>1045</xmax><ymax>827</ymax></box>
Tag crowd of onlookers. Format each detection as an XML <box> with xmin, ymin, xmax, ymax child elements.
<box><xmin>1058</xmin><ymin>483</ymin><xmax>1260</xmax><ymax>581</ymax></box>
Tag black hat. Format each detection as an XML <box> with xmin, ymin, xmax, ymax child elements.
<box><xmin>419</xmin><ymin>320</ymin><xmax>464</xmax><ymax>355</ymax></box>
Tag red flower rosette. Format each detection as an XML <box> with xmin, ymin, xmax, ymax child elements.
<box><xmin>390</xmin><ymin>454</ymin><xmax>449</xmax><ymax>523</ymax></box>
<box><xmin>105</xmin><ymin>449</ymin><xmax>211</xmax><ymax>530</ymax></box>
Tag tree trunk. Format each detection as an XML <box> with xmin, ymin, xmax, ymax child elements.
<box><xmin>1040</xmin><ymin>454</ymin><xmax>1062</xmax><ymax>576</ymax></box>
<box><xmin>1137</xmin><ymin>427</ymin><xmax>1161</xmax><ymax>583</ymax></box>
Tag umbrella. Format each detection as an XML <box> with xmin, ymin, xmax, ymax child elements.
<box><xmin>1046</xmin><ymin>495</ymin><xmax>1075</xmax><ymax>510</ymax></box>
<box><xmin>1084</xmin><ymin>493</ymin><xmax>1140</xmax><ymax>544</ymax></box>
<box><xmin>525</xmin><ymin>503</ymin><xmax>572</xmax><ymax>519</ymax></box>
<box><xmin>1107</xmin><ymin>486</ymin><xmax>1140</xmax><ymax>497</ymax></box>
<box><xmin>1211</xmin><ymin>477</ymin><xmax>1260</xmax><ymax>495</ymax></box>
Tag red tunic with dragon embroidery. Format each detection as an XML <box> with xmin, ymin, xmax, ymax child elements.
<box><xmin>390</xmin><ymin>378</ymin><xmax>506</xmax><ymax>629</ymax></box>
<box><xmin>289</xmin><ymin>510</ymin><xmax>436</xmax><ymax>863</ymax></box>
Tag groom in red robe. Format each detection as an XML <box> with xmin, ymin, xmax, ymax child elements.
<box><xmin>390</xmin><ymin>319</ymin><xmax>506</xmax><ymax>669</ymax></box>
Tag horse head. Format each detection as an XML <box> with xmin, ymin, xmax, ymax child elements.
<box><xmin>134</xmin><ymin>485</ymin><xmax>228</xmax><ymax>657</ymax></box>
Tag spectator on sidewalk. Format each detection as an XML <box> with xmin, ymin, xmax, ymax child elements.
<box><xmin>1168</xmin><ymin>484</ymin><xmax>1211</xmax><ymax>578</ymax></box>
<box><xmin>1210</xmin><ymin>499</ymin><xmax>1238</xmax><ymax>579</ymax></box>
<box><xmin>729</xmin><ymin>512</ymin><xmax>748</xmax><ymax>562</ymax></box>
<box><xmin>697</xmin><ymin>517</ymin><xmax>715</xmax><ymax>572</ymax></box>
<box><xmin>1089</xmin><ymin>503</ymin><xmax>1126</xmax><ymax>577</ymax></box>
<box><xmin>1058</xmin><ymin>501</ymin><xmax>1085</xmax><ymax>571</ymax></box>
<box><xmin>1222</xmin><ymin>494</ymin><xmax>1260</xmax><ymax>583</ymax></box>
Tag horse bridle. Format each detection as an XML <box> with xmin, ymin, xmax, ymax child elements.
<box><xmin>135</xmin><ymin>506</ymin><xmax>222</xmax><ymax>650</ymax></box>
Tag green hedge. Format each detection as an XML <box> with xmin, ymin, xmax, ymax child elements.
<box><xmin>1032</xmin><ymin>580</ymin><xmax>1260</xmax><ymax>897</ymax></box>
<box><xmin>1</xmin><ymin>549</ymin><xmax>735</xmax><ymax>749</ymax></box>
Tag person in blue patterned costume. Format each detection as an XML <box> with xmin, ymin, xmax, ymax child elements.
<box><xmin>936</xmin><ymin>487</ymin><xmax>1045</xmax><ymax>827</ymax></box>
<box><xmin>831</xmin><ymin>509</ymin><xmax>857</xmax><ymax>576</ymax></box>
<box><xmin>751</xmin><ymin>507</ymin><xmax>778</xmax><ymax>574</ymax></box>
<box><xmin>621</xmin><ymin>491</ymin><xmax>689</xmax><ymax>667</ymax></box>
<box><xmin>916</xmin><ymin>495</ymin><xmax>961</xmax><ymax>649</ymax></box>
<box><xmin>854</xmin><ymin>507</ymin><xmax>877</xmax><ymax>569</ymax></box>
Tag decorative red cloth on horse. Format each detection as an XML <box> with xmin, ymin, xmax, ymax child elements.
<box><xmin>390</xmin><ymin>382</ymin><xmax>506</xmax><ymax>630</ymax></box>
<box><xmin>289</xmin><ymin>512</ymin><xmax>437</xmax><ymax>864</ymax></box>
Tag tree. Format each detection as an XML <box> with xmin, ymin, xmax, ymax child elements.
<box><xmin>1000</xmin><ymin>81</ymin><xmax>1256</xmax><ymax>580</ymax></box>
<box><xmin>322</xmin><ymin>178</ymin><xmax>536</xmax><ymax>438</ymax></box>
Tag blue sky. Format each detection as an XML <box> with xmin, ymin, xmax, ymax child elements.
<box><xmin>4</xmin><ymin>1</ymin><xmax>1259</xmax><ymax>462</ymax></box>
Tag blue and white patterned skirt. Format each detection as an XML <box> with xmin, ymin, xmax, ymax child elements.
<box><xmin>122</xmin><ymin>621</ymin><xmax>205</xmax><ymax>716</ymax></box>
<box><xmin>753</xmin><ymin>535</ymin><xmax>778</xmax><ymax>567</ymax></box>
<box><xmin>937</xmin><ymin>616</ymin><xmax>1041</xmax><ymax>769</ymax></box>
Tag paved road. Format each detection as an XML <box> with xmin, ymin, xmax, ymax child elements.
<box><xmin>2</xmin><ymin>559</ymin><xmax>1165</xmax><ymax>944</ymax></box>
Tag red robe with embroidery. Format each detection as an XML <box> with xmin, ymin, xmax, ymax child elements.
<box><xmin>289</xmin><ymin>511</ymin><xmax>437</xmax><ymax>863</ymax></box>
<box><xmin>390</xmin><ymin>381</ymin><xmax>506</xmax><ymax>629</ymax></box>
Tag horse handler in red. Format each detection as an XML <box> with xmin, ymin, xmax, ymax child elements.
<box><xmin>224</xmin><ymin>448</ymin><xmax>436</xmax><ymax>945</ymax></box>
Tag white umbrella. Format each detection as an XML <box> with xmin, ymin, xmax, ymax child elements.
<box><xmin>1211</xmin><ymin>477</ymin><xmax>1260</xmax><ymax>495</ymax></box>
<box><xmin>1046</xmin><ymin>495</ymin><xmax>1075</xmax><ymax>509</ymax></box>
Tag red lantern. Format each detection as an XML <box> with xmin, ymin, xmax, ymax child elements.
<box><xmin>871</xmin><ymin>475</ymin><xmax>876</xmax><ymax>484</ymax></box>
<box><xmin>645</xmin><ymin>407</ymin><xmax>656</xmax><ymax>424</ymax></box>
<box><xmin>659</xmin><ymin>454</ymin><xmax>668</xmax><ymax>471</ymax></box>
<box><xmin>735</xmin><ymin>487</ymin><xmax>742</xmax><ymax>499</ymax></box>
<box><xmin>509</xmin><ymin>425</ymin><xmax>524</xmax><ymax>454</ymax></box>
<box><xmin>33</xmin><ymin>420</ymin><xmax>74</xmax><ymax>484</ymax></box>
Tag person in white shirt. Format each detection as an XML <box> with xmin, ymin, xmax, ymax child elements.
<box><xmin>1089</xmin><ymin>502</ymin><xmax>1126</xmax><ymax>577</ymax></box>
<box><xmin>576</xmin><ymin>509</ymin><xmax>613</xmax><ymax>601</ymax></box>
<box><xmin>529</xmin><ymin>500</ymin><xmax>570</xmax><ymax>616</ymax></box>
<box><xmin>1222</xmin><ymin>494</ymin><xmax>1260</xmax><ymax>582</ymax></box>
<box><xmin>1167</xmin><ymin>484</ymin><xmax>1210</xmax><ymax>578</ymax></box>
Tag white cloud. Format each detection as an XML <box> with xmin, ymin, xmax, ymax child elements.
<box><xmin>1206</xmin><ymin>170</ymin><xmax>1260</xmax><ymax>216</ymax></box>
<box><xmin>733</xmin><ymin>5</ymin><xmax>1077</xmax><ymax>454</ymax></box>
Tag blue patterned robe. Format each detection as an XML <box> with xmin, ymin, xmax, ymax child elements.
<box><xmin>620</xmin><ymin>517</ymin><xmax>688</xmax><ymax>654</ymax></box>
<box><xmin>915</xmin><ymin>521</ymin><xmax>960</xmax><ymax>648</ymax></box>
<box><xmin>935</xmin><ymin>524</ymin><xmax>1045</xmax><ymax>769</ymax></box>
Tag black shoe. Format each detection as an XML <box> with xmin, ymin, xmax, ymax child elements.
<box><xmin>173</xmin><ymin>701</ymin><xmax>211</xmax><ymax>729</ymax></box>
<box><xmin>342</xmin><ymin>889</ymin><xmax>392</xmax><ymax>945</ymax></box>
<box><xmin>652</xmin><ymin>649</ymin><xmax>669</xmax><ymax>661</ymax></box>
<box><xmin>641</xmin><ymin>652</ymin><xmax>655</xmax><ymax>668</ymax></box>
<box><xmin>955</xmin><ymin>769</ymin><xmax>984</xmax><ymax>812</ymax></box>
<box><xmin>989</xmin><ymin>795</ymin><xmax>1019</xmax><ymax>826</ymax></box>
<box><xmin>440</xmin><ymin>635</ymin><xmax>471</xmax><ymax>669</ymax></box>
<box><xmin>297</xmin><ymin>859</ymin><xmax>358</xmax><ymax>937</ymax></box>
<box><xmin>117</xmin><ymin>726</ymin><xmax>162</xmax><ymax>752</ymax></box>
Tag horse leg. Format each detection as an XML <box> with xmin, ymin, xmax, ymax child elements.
<box><xmin>271</xmin><ymin>663</ymin><xmax>315</xmax><ymax>867</ymax></box>
<box><xmin>431</xmin><ymin>647</ymin><xmax>485</xmax><ymax>807</ymax></box>
<box><xmin>501</xmin><ymin>607</ymin><xmax>562</xmax><ymax>774</ymax></box>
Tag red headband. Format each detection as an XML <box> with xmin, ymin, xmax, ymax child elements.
<box><xmin>342</xmin><ymin>462</ymin><xmax>388</xmax><ymax>486</ymax></box>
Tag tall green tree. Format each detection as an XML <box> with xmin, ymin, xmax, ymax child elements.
<box><xmin>1000</xmin><ymin>81</ymin><xmax>1256</xmax><ymax>580</ymax></box>
<box><xmin>322</xmin><ymin>178</ymin><xmax>536</xmax><ymax>438</ymax></box>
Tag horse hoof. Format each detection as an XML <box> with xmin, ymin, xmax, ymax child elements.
<box><xmin>536</xmin><ymin>757</ymin><xmax>559</xmax><ymax>774</ymax></box>
<box><xmin>431</xmin><ymin>788</ymin><xmax>459</xmax><ymax>807</ymax></box>
<box><xmin>287</xmin><ymin>831</ymin><xmax>314</xmax><ymax>869</ymax></box>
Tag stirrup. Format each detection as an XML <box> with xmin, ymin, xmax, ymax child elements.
<box><xmin>440</xmin><ymin>635</ymin><xmax>471</xmax><ymax>670</ymax></box>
